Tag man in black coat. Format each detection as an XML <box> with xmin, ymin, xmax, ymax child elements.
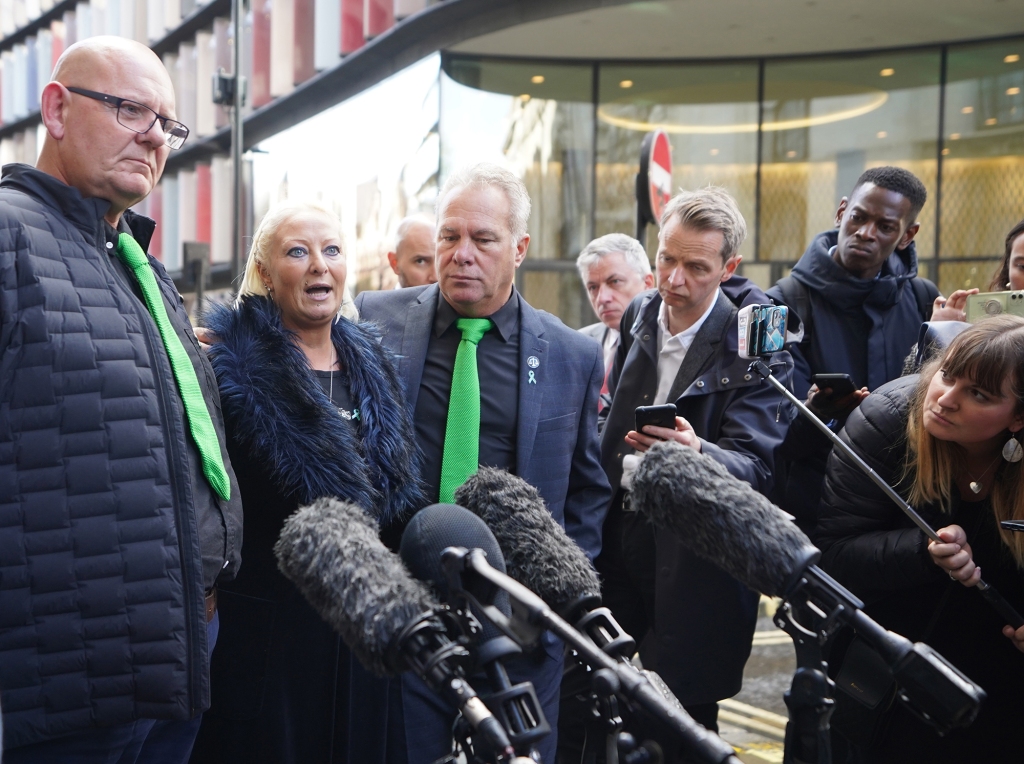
<box><xmin>598</xmin><ymin>187</ymin><xmax>793</xmax><ymax>743</ymax></box>
<box><xmin>766</xmin><ymin>166</ymin><xmax>962</xmax><ymax>532</ymax></box>
<box><xmin>0</xmin><ymin>37</ymin><xmax>242</xmax><ymax>762</ymax></box>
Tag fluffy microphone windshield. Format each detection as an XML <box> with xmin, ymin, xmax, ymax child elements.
<box><xmin>275</xmin><ymin>497</ymin><xmax>437</xmax><ymax>677</ymax></box>
<box><xmin>629</xmin><ymin>441</ymin><xmax>819</xmax><ymax>597</ymax></box>
<box><xmin>455</xmin><ymin>468</ymin><xmax>600</xmax><ymax>614</ymax></box>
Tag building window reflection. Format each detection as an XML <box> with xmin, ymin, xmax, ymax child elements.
<box><xmin>441</xmin><ymin>56</ymin><xmax>594</xmax><ymax>325</ymax></box>
<box><xmin>940</xmin><ymin>40</ymin><xmax>1024</xmax><ymax>288</ymax></box>
<box><xmin>596</xmin><ymin>62</ymin><xmax>759</xmax><ymax>264</ymax></box>
<box><xmin>759</xmin><ymin>51</ymin><xmax>941</xmax><ymax>268</ymax></box>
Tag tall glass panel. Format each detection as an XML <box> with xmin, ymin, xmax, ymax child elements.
<box><xmin>440</xmin><ymin>57</ymin><xmax>594</xmax><ymax>325</ymax></box>
<box><xmin>760</xmin><ymin>51</ymin><xmax>941</xmax><ymax>271</ymax></box>
<box><xmin>596</xmin><ymin>62</ymin><xmax>759</xmax><ymax>266</ymax></box>
<box><xmin>940</xmin><ymin>40</ymin><xmax>1024</xmax><ymax>291</ymax></box>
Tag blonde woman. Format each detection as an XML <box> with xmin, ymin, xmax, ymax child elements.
<box><xmin>816</xmin><ymin>315</ymin><xmax>1024</xmax><ymax>762</ymax></box>
<box><xmin>191</xmin><ymin>201</ymin><xmax>424</xmax><ymax>764</ymax></box>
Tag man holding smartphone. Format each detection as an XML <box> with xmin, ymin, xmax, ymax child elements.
<box><xmin>596</xmin><ymin>187</ymin><xmax>793</xmax><ymax>743</ymax></box>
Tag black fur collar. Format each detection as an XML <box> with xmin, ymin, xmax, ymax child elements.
<box><xmin>204</xmin><ymin>295</ymin><xmax>425</xmax><ymax>526</ymax></box>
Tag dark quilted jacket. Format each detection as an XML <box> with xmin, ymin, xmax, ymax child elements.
<box><xmin>0</xmin><ymin>164</ymin><xmax>242</xmax><ymax>749</ymax></box>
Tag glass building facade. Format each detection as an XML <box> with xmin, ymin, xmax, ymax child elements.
<box><xmin>256</xmin><ymin>36</ymin><xmax>1024</xmax><ymax>328</ymax></box>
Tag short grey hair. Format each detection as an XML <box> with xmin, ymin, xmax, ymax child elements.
<box><xmin>576</xmin><ymin>233</ymin><xmax>651</xmax><ymax>282</ymax></box>
<box><xmin>437</xmin><ymin>163</ymin><xmax>531</xmax><ymax>242</ymax></box>
<box><xmin>661</xmin><ymin>186</ymin><xmax>747</xmax><ymax>261</ymax></box>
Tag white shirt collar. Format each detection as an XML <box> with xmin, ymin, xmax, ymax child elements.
<box><xmin>657</xmin><ymin>288</ymin><xmax>721</xmax><ymax>350</ymax></box>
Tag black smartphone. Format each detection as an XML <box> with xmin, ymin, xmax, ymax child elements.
<box><xmin>1000</xmin><ymin>520</ymin><xmax>1024</xmax><ymax>533</ymax></box>
<box><xmin>635</xmin><ymin>404</ymin><xmax>677</xmax><ymax>436</ymax></box>
<box><xmin>812</xmin><ymin>373</ymin><xmax>857</xmax><ymax>398</ymax></box>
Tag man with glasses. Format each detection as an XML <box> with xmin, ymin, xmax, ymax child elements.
<box><xmin>0</xmin><ymin>36</ymin><xmax>242</xmax><ymax>764</ymax></box>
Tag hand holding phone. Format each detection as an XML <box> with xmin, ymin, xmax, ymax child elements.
<box><xmin>634</xmin><ymin>404</ymin><xmax>678</xmax><ymax>437</ymax></box>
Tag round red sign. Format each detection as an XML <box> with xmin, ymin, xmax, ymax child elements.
<box><xmin>647</xmin><ymin>131</ymin><xmax>672</xmax><ymax>223</ymax></box>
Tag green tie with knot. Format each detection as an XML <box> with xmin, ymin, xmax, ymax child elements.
<box><xmin>439</xmin><ymin>317</ymin><xmax>493</xmax><ymax>503</ymax></box>
<box><xmin>115</xmin><ymin>232</ymin><xmax>231</xmax><ymax>501</ymax></box>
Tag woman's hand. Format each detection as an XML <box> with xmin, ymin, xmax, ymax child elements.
<box><xmin>193</xmin><ymin>326</ymin><xmax>220</xmax><ymax>353</ymax></box>
<box><xmin>927</xmin><ymin>525</ymin><xmax>981</xmax><ymax>587</ymax></box>
<box><xmin>930</xmin><ymin>289</ymin><xmax>979</xmax><ymax>322</ymax></box>
<box><xmin>625</xmin><ymin>416</ymin><xmax>701</xmax><ymax>454</ymax></box>
<box><xmin>1002</xmin><ymin>624</ymin><xmax>1024</xmax><ymax>653</ymax></box>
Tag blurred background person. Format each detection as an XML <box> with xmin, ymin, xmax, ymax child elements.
<box><xmin>388</xmin><ymin>214</ymin><xmax>437</xmax><ymax>288</ymax></box>
<box><xmin>990</xmin><ymin>218</ymin><xmax>1024</xmax><ymax>292</ymax></box>
<box><xmin>191</xmin><ymin>201</ymin><xmax>424</xmax><ymax>764</ymax></box>
<box><xmin>815</xmin><ymin>315</ymin><xmax>1024</xmax><ymax>762</ymax></box>
<box><xmin>576</xmin><ymin>233</ymin><xmax>654</xmax><ymax>408</ymax></box>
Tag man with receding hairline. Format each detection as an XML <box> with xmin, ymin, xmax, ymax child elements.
<box><xmin>0</xmin><ymin>37</ymin><xmax>241</xmax><ymax>763</ymax></box>
<box><xmin>388</xmin><ymin>215</ymin><xmax>438</xmax><ymax>288</ymax></box>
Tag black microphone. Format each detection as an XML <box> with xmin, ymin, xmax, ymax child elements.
<box><xmin>274</xmin><ymin>497</ymin><xmax>514</xmax><ymax>757</ymax></box>
<box><xmin>400</xmin><ymin>503</ymin><xmax>551</xmax><ymax>751</ymax></box>
<box><xmin>630</xmin><ymin>441</ymin><xmax>986</xmax><ymax>733</ymax></box>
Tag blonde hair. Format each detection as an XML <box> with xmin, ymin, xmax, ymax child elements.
<box><xmin>660</xmin><ymin>186</ymin><xmax>747</xmax><ymax>262</ymax></box>
<box><xmin>237</xmin><ymin>200</ymin><xmax>344</xmax><ymax>305</ymax></box>
<box><xmin>904</xmin><ymin>315</ymin><xmax>1024</xmax><ymax>565</ymax></box>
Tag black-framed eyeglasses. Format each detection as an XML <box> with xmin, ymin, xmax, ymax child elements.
<box><xmin>66</xmin><ymin>87</ymin><xmax>190</xmax><ymax>150</ymax></box>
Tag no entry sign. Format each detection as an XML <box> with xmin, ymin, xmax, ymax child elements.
<box><xmin>635</xmin><ymin>130</ymin><xmax>673</xmax><ymax>237</ymax></box>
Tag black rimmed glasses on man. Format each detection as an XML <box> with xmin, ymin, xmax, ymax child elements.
<box><xmin>65</xmin><ymin>87</ymin><xmax>190</xmax><ymax>150</ymax></box>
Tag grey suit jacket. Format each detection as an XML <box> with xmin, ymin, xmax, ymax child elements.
<box><xmin>579</xmin><ymin>322</ymin><xmax>607</xmax><ymax>342</ymax></box>
<box><xmin>355</xmin><ymin>284</ymin><xmax>612</xmax><ymax>559</ymax></box>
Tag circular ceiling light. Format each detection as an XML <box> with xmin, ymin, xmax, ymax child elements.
<box><xmin>620</xmin><ymin>80</ymin><xmax>634</xmax><ymax>89</ymax></box>
<box><xmin>531</xmin><ymin>75</ymin><xmax>545</xmax><ymax>84</ymax></box>
<box><xmin>880</xmin><ymin>68</ymin><xmax>895</xmax><ymax>77</ymax></box>
<box><xmin>597</xmin><ymin>90</ymin><xmax>888</xmax><ymax>134</ymax></box>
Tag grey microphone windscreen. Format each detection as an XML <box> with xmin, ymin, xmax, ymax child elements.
<box><xmin>456</xmin><ymin>468</ymin><xmax>600</xmax><ymax>615</ymax></box>
<box><xmin>274</xmin><ymin>497</ymin><xmax>437</xmax><ymax>676</ymax></box>
<box><xmin>630</xmin><ymin>441</ymin><xmax>819</xmax><ymax>597</ymax></box>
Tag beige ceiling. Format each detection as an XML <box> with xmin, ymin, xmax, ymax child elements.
<box><xmin>450</xmin><ymin>0</ymin><xmax>1024</xmax><ymax>60</ymax></box>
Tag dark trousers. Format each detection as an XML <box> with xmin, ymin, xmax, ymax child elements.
<box><xmin>594</xmin><ymin>500</ymin><xmax>657</xmax><ymax>651</ymax></box>
<box><xmin>5</xmin><ymin>613</ymin><xmax>220</xmax><ymax>764</ymax></box>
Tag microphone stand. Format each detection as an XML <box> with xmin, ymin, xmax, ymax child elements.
<box><xmin>748</xmin><ymin>358</ymin><xmax>1024</xmax><ymax>630</ymax></box>
<box><xmin>442</xmin><ymin>547</ymin><xmax>742</xmax><ymax>764</ymax></box>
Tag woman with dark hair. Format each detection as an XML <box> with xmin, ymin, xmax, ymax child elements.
<box><xmin>990</xmin><ymin>217</ymin><xmax>1024</xmax><ymax>292</ymax></box>
<box><xmin>191</xmin><ymin>201</ymin><xmax>425</xmax><ymax>764</ymax></box>
<box><xmin>815</xmin><ymin>315</ymin><xmax>1024</xmax><ymax>762</ymax></box>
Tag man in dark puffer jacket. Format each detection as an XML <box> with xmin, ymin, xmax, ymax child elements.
<box><xmin>0</xmin><ymin>37</ymin><xmax>242</xmax><ymax>763</ymax></box>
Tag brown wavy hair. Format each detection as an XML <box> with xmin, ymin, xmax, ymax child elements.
<box><xmin>905</xmin><ymin>315</ymin><xmax>1024</xmax><ymax>566</ymax></box>
<box><xmin>989</xmin><ymin>218</ymin><xmax>1024</xmax><ymax>291</ymax></box>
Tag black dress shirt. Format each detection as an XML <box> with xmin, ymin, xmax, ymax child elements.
<box><xmin>415</xmin><ymin>289</ymin><xmax>521</xmax><ymax>503</ymax></box>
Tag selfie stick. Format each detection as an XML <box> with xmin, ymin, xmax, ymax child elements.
<box><xmin>748</xmin><ymin>358</ymin><xmax>1024</xmax><ymax>630</ymax></box>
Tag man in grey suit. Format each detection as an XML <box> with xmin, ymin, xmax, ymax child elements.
<box><xmin>576</xmin><ymin>233</ymin><xmax>654</xmax><ymax>406</ymax></box>
<box><xmin>355</xmin><ymin>163</ymin><xmax>611</xmax><ymax>764</ymax></box>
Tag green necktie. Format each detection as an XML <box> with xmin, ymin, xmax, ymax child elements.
<box><xmin>439</xmin><ymin>317</ymin><xmax>493</xmax><ymax>503</ymax></box>
<box><xmin>116</xmin><ymin>232</ymin><xmax>231</xmax><ymax>501</ymax></box>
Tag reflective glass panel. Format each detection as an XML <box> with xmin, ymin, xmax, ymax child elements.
<box><xmin>759</xmin><ymin>51</ymin><xmax>941</xmax><ymax>264</ymax></box>
<box><xmin>596</xmin><ymin>62</ymin><xmax>759</xmax><ymax>262</ymax></box>
<box><xmin>941</xmin><ymin>40</ymin><xmax>1024</xmax><ymax>290</ymax></box>
<box><xmin>440</xmin><ymin>57</ymin><xmax>594</xmax><ymax>325</ymax></box>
